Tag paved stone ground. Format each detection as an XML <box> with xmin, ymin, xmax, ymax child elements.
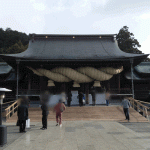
<box><xmin>1</xmin><ymin>121</ymin><xmax>150</xmax><ymax>150</ymax></box>
<box><xmin>0</xmin><ymin>124</ymin><xmax>32</xmax><ymax>150</ymax></box>
<box><xmin>120</xmin><ymin>122</ymin><xmax>150</xmax><ymax>133</ymax></box>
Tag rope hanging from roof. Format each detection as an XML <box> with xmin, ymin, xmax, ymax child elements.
<box><xmin>27</xmin><ymin>66</ymin><xmax>123</xmax><ymax>83</ymax></box>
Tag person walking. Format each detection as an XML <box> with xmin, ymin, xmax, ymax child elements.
<box><xmin>122</xmin><ymin>97</ymin><xmax>131</xmax><ymax>121</ymax></box>
<box><xmin>17</xmin><ymin>97</ymin><xmax>28</xmax><ymax>133</ymax></box>
<box><xmin>40</xmin><ymin>103</ymin><xmax>49</xmax><ymax>130</ymax></box>
<box><xmin>53</xmin><ymin>99</ymin><xmax>66</xmax><ymax>127</ymax></box>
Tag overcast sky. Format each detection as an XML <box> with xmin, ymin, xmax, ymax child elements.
<box><xmin>0</xmin><ymin>0</ymin><xmax>150</xmax><ymax>56</ymax></box>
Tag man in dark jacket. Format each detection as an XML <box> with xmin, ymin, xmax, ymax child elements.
<box><xmin>17</xmin><ymin>98</ymin><xmax>28</xmax><ymax>133</ymax></box>
<box><xmin>41</xmin><ymin>104</ymin><xmax>49</xmax><ymax>130</ymax></box>
<box><xmin>79</xmin><ymin>91</ymin><xmax>84</xmax><ymax>107</ymax></box>
<box><xmin>67</xmin><ymin>92</ymin><xmax>72</xmax><ymax>107</ymax></box>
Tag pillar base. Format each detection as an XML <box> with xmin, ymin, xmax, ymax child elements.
<box><xmin>0</xmin><ymin>125</ymin><xmax>7</xmax><ymax>146</ymax></box>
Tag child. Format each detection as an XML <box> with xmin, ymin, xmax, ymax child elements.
<box><xmin>53</xmin><ymin>99</ymin><xmax>66</xmax><ymax>127</ymax></box>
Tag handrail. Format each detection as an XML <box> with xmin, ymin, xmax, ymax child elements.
<box><xmin>110</xmin><ymin>88</ymin><xmax>131</xmax><ymax>90</ymax></box>
<box><xmin>136</xmin><ymin>100</ymin><xmax>150</xmax><ymax>105</ymax></box>
<box><xmin>128</xmin><ymin>97</ymin><xmax>149</xmax><ymax>109</ymax></box>
<box><xmin>4</xmin><ymin>99</ymin><xmax>19</xmax><ymax>120</ymax></box>
<box><xmin>111</xmin><ymin>94</ymin><xmax>133</xmax><ymax>96</ymax></box>
<box><xmin>5</xmin><ymin>101</ymin><xmax>18</xmax><ymax>110</ymax></box>
<box><xmin>5</xmin><ymin>105</ymin><xmax>18</xmax><ymax>118</ymax></box>
<box><xmin>2</xmin><ymin>100</ymin><xmax>16</xmax><ymax>105</ymax></box>
<box><xmin>127</xmin><ymin>97</ymin><xmax>149</xmax><ymax>121</ymax></box>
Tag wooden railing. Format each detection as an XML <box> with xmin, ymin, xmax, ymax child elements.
<box><xmin>136</xmin><ymin>100</ymin><xmax>150</xmax><ymax>106</ymax></box>
<box><xmin>5</xmin><ymin>100</ymin><xmax>18</xmax><ymax>120</ymax></box>
<box><xmin>128</xmin><ymin>97</ymin><xmax>150</xmax><ymax>121</ymax></box>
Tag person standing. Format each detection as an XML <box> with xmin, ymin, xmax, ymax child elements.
<box><xmin>17</xmin><ymin>97</ymin><xmax>28</xmax><ymax>133</ymax></box>
<box><xmin>91</xmin><ymin>87</ymin><xmax>96</xmax><ymax>106</ymax></box>
<box><xmin>67</xmin><ymin>91</ymin><xmax>72</xmax><ymax>107</ymax></box>
<box><xmin>40</xmin><ymin>104</ymin><xmax>49</xmax><ymax>130</ymax></box>
<box><xmin>105</xmin><ymin>91</ymin><xmax>110</xmax><ymax>106</ymax></box>
<box><xmin>79</xmin><ymin>91</ymin><xmax>84</xmax><ymax>107</ymax></box>
<box><xmin>53</xmin><ymin>99</ymin><xmax>66</xmax><ymax>127</ymax></box>
<box><xmin>122</xmin><ymin>97</ymin><xmax>131</xmax><ymax>121</ymax></box>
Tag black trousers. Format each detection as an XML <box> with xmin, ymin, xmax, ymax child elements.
<box><xmin>123</xmin><ymin>108</ymin><xmax>130</xmax><ymax>120</ymax></box>
<box><xmin>92</xmin><ymin>100</ymin><xmax>95</xmax><ymax>106</ymax></box>
<box><xmin>67</xmin><ymin>100</ymin><xmax>71</xmax><ymax>107</ymax></box>
<box><xmin>79</xmin><ymin>99</ymin><xmax>83</xmax><ymax>106</ymax></box>
<box><xmin>42</xmin><ymin>115</ymin><xmax>48</xmax><ymax>128</ymax></box>
<box><xmin>19</xmin><ymin>120</ymin><xmax>26</xmax><ymax>132</ymax></box>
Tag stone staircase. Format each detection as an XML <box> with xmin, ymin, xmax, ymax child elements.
<box><xmin>6</xmin><ymin>106</ymin><xmax>149</xmax><ymax>123</ymax></box>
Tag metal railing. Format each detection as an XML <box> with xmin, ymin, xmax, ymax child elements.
<box><xmin>18</xmin><ymin>89</ymin><xmax>40</xmax><ymax>96</ymax></box>
<box><xmin>110</xmin><ymin>88</ymin><xmax>132</xmax><ymax>94</ymax></box>
<box><xmin>128</xmin><ymin>97</ymin><xmax>150</xmax><ymax>121</ymax></box>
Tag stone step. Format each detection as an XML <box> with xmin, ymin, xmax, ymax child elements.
<box><xmin>6</xmin><ymin>106</ymin><xmax>149</xmax><ymax>123</ymax></box>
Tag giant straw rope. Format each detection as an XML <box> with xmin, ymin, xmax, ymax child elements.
<box><xmin>27</xmin><ymin>66</ymin><xmax>123</xmax><ymax>83</ymax></box>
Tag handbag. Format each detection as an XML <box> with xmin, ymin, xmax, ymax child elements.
<box><xmin>60</xmin><ymin>104</ymin><xmax>64</xmax><ymax>112</ymax></box>
<box><xmin>26</xmin><ymin>119</ymin><xmax>30</xmax><ymax>128</ymax></box>
<box><xmin>60</xmin><ymin>106</ymin><xmax>64</xmax><ymax>112</ymax></box>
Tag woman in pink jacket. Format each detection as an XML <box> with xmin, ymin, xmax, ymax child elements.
<box><xmin>54</xmin><ymin>99</ymin><xmax>66</xmax><ymax>127</ymax></box>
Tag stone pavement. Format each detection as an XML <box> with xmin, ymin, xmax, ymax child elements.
<box><xmin>1</xmin><ymin>121</ymin><xmax>150</xmax><ymax>150</ymax></box>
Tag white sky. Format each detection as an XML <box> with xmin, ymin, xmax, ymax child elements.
<box><xmin>0</xmin><ymin>0</ymin><xmax>150</xmax><ymax>57</ymax></box>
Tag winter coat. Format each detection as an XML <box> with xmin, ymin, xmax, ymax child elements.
<box><xmin>54</xmin><ymin>103</ymin><xmax>66</xmax><ymax>113</ymax></box>
<box><xmin>17</xmin><ymin>104</ymin><xmax>28</xmax><ymax>120</ymax></box>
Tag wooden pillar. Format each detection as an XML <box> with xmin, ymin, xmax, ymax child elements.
<box><xmin>107</xmin><ymin>80</ymin><xmax>110</xmax><ymax>91</ymax></box>
<box><xmin>62</xmin><ymin>83</ymin><xmax>66</xmax><ymax>92</ymax></box>
<box><xmin>118</xmin><ymin>74</ymin><xmax>120</xmax><ymax>94</ymax></box>
<box><xmin>145</xmin><ymin>108</ymin><xmax>149</xmax><ymax>120</ymax></box>
<box><xmin>85</xmin><ymin>83</ymin><xmax>89</xmax><ymax>104</ymax></box>
<box><xmin>130</xmin><ymin>59</ymin><xmax>134</xmax><ymax>98</ymax></box>
<box><xmin>40</xmin><ymin>76</ymin><xmax>44</xmax><ymax>92</ymax></box>
<box><xmin>137</xmin><ymin>104</ymin><xmax>140</xmax><ymax>112</ymax></box>
<box><xmin>16</xmin><ymin>60</ymin><xmax>20</xmax><ymax>100</ymax></box>
<box><xmin>28</xmin><ymin>72</ymin><xmax>31</xmax><ymax>91</ymax></box>
<box><xmin>143</xmin><ymin>107</ymin><xmax>145</xmax><ymax>117</ymax></box>
<box><xmin>59</xmin><ymin>82</ymin><xmax>66</xmax><ymax>93</ymax></box>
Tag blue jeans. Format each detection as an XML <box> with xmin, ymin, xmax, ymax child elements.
<box><xmin>106</xmin><ymin>100</ymin><xmax>109</xmax><ymax>106</ymax></box>
<box><xmin>123</xmin><ymin>108</ymin><xmax>130</xmax><ymax>120</ymax></box>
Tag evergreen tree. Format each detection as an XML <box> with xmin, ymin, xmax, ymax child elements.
<box><xmin>4</xmin><ymin>40</ymin><xmax>28</xmax><ymax>54</ymax></box>
<box><xmin>116</xmin><ymin>26</ymin><xmax>142</xmax><ymax>54</ymax></box>
<box><xmin>0</xmin><ymin>27</ymin><xmax>29</xmax><ymax>54</ymax></box>
<box><xmin>116</xmin><ymin>26</ymin><xmax>150</xmax><ymax>61</ymax></box>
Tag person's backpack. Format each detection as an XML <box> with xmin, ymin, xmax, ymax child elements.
<box><xmin>82</xmin><ymin>94</ymin><xmax>85</xmax><ymax>103</ymax></box>
<box><xmin>60</xmin><ymin>104</ymin><xmax>64</xmax><ymax>112</ymax></box>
